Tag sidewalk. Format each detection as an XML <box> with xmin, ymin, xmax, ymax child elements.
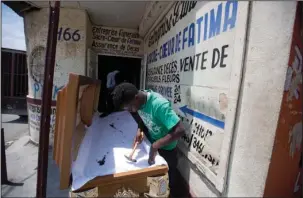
<box><xmin>1</xmin><ymin>135</ymin><xmax>69</xmax><ymax>197</ymax></box>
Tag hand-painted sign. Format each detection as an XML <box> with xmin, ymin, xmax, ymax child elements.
<box><xmin>147</xmin><ymin>1</ymin><xmax>198</xmax><ymax>47</ymax></box>
<box><xmin>27</xmin><ymin>100</ymin><xmax>56</xmax><ymax>145</ymax></box>
<box><xmin>144</xmin><ymin>1</ymin><xmax>247</xmax><ymax>184</ymax></box>
<box><xmin>180</xmin><ymin>105</ymin><xmax>225</xmax><ymax>129</ymax></box>
<box><xmin>58</xmin><ymin>27</ymin><xmax>81</xmax><ymax>42</ymax></box>
<box><xmin>92</xmin><ymin>26</ymin><xmax>143</xmax><ymax>57</ymax></box>
<box><xmin>33</xmin><ymin>82</ymin><xmax>63</xmax><ymax>100</ymax></box>
<box><xmin>29</xmin><ymin>46</ymin><xmax>46</xmax><ymax>84</ymax></box>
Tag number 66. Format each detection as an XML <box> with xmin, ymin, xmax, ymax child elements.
<box><xmin>58</xmin><ymin>27</ymin><xmax>81</xmax><ymax>41</ymax></box>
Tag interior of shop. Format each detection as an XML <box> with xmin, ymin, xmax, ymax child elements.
<box><xmin>97</xmin><ymin>55</ymin><xmax>141</xmax><ymax>112</ymax></box>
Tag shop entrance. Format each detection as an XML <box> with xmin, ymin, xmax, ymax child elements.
<box><xmin>97</xmin><ymin>55</ymin><xmax>141</xmax><ymax>112</ymax></box>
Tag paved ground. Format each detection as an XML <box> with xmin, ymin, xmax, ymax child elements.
<box><xmin>2</xmin><ymin>114</ymin><xmax>28</xmax><ymax>143</ymax></box>
<box><xmin>1</xmin><ymin>114</ymin><xmax>69</xmax><ymax>197</ymax></box>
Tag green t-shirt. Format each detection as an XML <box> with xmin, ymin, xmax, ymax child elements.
<box><xmin>138</xmin><ymin>90</ymin><xmax>180</xmax><ymax>150</ymax></box>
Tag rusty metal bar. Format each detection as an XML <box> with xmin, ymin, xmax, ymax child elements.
<box><xmin>15</xmin><ymin>53</ymin><xmax>19</xmax><ymax>96</ymax></box>
<box><xmin>25</xmin><ymin>54</ymin><xmax>28</xmax><ymax>95</ymax></box>
<box><xmin>36</xmin><ymin>2</ymin><xmax>60</xmax><ymax>198</ymax></box>
<box><xmin>10</xmin><ymin>53</ymin><xmax>15</xmax><ymax>97</ymax></box>
<box><xmin>23</xmin><ymin>54</ymin><xmax>27</xmax><ymax>96</ymax></box>
<box><xmin>19</xmin><ymin>54</ymin><xmax>22</xmax><ymax>96</ymax></box>
<box><xmin>1</xmin><ymin>128</ymin><xmax>24</xmax><ymax>187</ymax></box>
<box><xmin>1</xmin><ymin>128</ymin><xmax>8</xmax><ymax>184</ymax></box>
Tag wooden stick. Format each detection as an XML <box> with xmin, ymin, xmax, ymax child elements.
<box><xmin>128</xmin><ymin>141</ymin><xmax>139</xmax><ymax>160</ymax></box>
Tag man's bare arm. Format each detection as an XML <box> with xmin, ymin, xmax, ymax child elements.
<box><xmin>152</xmin><ymin>121</ymin><xmax>185</xmax><ymax>149</ymax></box>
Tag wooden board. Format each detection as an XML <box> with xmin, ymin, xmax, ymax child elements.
<box><xmin>78</xmin><ymin>165</ymin><xmax>168</xmax><ymax>192</ymax></box>
<box><xmin>53</xmin><ymin>73</ymin><xmax>101</xmax><ymax>189</ymax></box>
<box><xmin>53</xmin><ymin>73</ymin><xmax>168</xmax><ymax>191</ymax></box>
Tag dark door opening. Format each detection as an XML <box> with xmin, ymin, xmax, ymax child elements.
<box><xmin>97</xmin><ymin>55</ymin><xmax>141</xmax><ymax>112</ymax></box>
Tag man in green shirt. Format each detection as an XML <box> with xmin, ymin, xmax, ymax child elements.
<box><xmin>112</xmin><ymin>83</ymin><xmax>185</xmax><ymax>197</ymax></box>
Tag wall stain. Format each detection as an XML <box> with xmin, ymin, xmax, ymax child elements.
<box><xmin>289</xmin><ymin>121</ymin><xmax>302</xmax><ymax>158</ymax></box>
<box><xmin>185</xmin><ymin>88</ymin><xmax>226</xmax><ymax>121</ymax></box>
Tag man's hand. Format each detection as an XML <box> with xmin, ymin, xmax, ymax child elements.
<box><xmin>133</xmin><ymin>129</ymin><xmax>144</xmax><ymax>147</ymax></box>
<box><xmin>152</xmin><ymin>121</ymin><xmax>185</xmax><ymax>150</ymax></box>
<box><xmin>148</xmin><ymin>144</ymin><xmax>158</xmax><ymax>165</ymax></box>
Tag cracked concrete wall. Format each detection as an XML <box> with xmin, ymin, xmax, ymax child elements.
<box><xmin>24</xmin><ymin>7</ymin><xmax>88</xmax><ymax>144</ymax></box>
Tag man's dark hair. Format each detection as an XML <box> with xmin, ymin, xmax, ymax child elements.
<box><xmin>112</xmin><ymin>82</ymin><xmax>138</xmax><ymax>109</ymax></box>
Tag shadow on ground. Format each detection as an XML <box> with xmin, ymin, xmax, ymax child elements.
<box><xmin>2</xmin><ymin>115</ymin><xmax>28</xmax><ymax>124</ymax></box>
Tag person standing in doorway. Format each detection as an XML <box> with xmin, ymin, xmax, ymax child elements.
<box><xmin>112</xmin><ymin>82</ymin><xmax>185</xmax><ymax>198</ymax></box>
<box><xmin>101</xmin><ymin>70</ymin><xmax>122</xmax><ymax>117</ymax></box>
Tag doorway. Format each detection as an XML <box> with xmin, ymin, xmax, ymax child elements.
<box><xmin>97</xmin><ymin>55</ymin><xmax>141</xmax><ymax>112</ymax></box>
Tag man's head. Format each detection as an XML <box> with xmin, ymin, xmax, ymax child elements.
<box><xmin>112</xmin><ymin>83</ymin><xmax>144</xmax><ymax>112</ymax></box>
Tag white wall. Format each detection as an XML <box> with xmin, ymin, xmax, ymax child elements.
<box><xmin>144</xmin><ymin>1</ymin><xmax>248</xmax><ymax>194</ymax></box>
<box><xmin>226</xmin><ymin>1</ymin><xmax>297</xmax><ymax>197</ymax></box>
<box><xmin>24</xmin><ymin>7</ymin><xmax>88</xmax><ymax>144</ymax></box>
<box><xmin>143</xmin><ymin>1</ymin><xmax>297</xmax><ymax>197</ymax></box>
<box><xmin>24</xmin><ymin>8</ymin><xmax>88</xmax><ymax>100</ymax></box>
